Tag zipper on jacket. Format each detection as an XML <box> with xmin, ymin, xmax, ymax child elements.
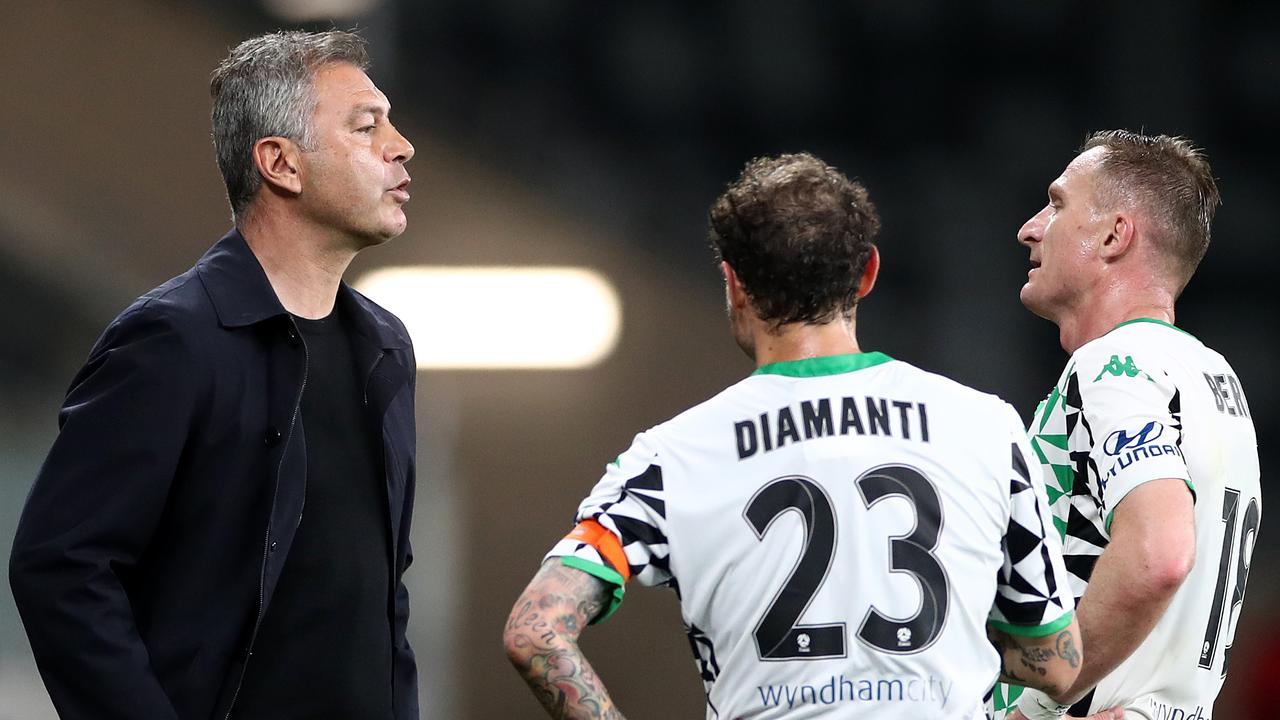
<box><xmin>223</xmin><ymin>324</ymin><xmax>309</xmax><ymax>720</ymax></box>
<box><xmin>365</xmin><ymin>348</ymin><xmax>399</xmax><ymax>713</ymax></box>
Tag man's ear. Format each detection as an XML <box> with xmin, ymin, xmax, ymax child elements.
<box><xmin>722</xmin><ymin>261</ymin><xmax>750</xmax><ymax>311</ymax></box>
<box><xmin>1100</xmin><ymin>212</ymin><xmax>1136</xmax><ymax>262</ymax></box>
<box><xmin>251</xmin><ymin>136</ymin><xmax>304</xmax><ymax>196</ymax></box>
<box><xmin>856</xmin><ymin>245</ymin><xmax>880</xmax><ymax>298</ymax></box>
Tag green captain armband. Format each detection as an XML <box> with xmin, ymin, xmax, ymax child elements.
<box><xmin>560</xmin><ymin>556</ymin><xmax>627</xmax><ymax>624</ymax></box>
<box><xmin>989</xmin><ymin>609</ymin><xmax>1074</xmax><ymax>637</ymax></box>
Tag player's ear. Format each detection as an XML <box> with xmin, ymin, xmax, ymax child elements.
<box><xmin>252</xmin><ymin>136</ymin><xmax>304</xmax><ymax>197</ymax></box>
<box><xmin>722</xmin><ymin>261</ymin><xmax>750</xmax><ymax>311</ymax></box>
<box><xmin>856</xmin><ymin>245</ymin><xmax>880</xmax><ymax>299</ymax></box>
<box><xmin>1100</xmin><ymin>212</ymin><xmax>1135</xmax><ymax>262</ymax></box>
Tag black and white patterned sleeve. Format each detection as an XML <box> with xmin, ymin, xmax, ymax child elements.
<box><xmin>545</xmin><ymin>432</ymin><xmax>673</xmax><ymax>598</ymax></box>
<box><xmin>1076</xmin><ymin>343</ymin><xmax>1193</xmax><ymax>534</ymax></box>
<box><xmin>989</xmin><ymin>406</ymin><xmax>1076</xmax><ymax>636</ymax></box>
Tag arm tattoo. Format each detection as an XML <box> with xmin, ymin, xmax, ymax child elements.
<box><xmin>987</xmin><ymin>627</ymin><xmax>1079</xmax><ymax>688</ymax></box>
<box><xmin>506</xmin><ymin>561</ymin><xmax>626</xmax><ymax>720</ymax></box>
<box><xmin>1055</xmin><ymin>629</ymin><xmax>1080</xmax><ymax>668</ymax></box>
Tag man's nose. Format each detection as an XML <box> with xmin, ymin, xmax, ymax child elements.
<box><xmin>1017</xmin><ymin>210</ymin><xmax>1045</xmax><ymax>247</ymax></box>
<box><xmin>387</xmin><ymin>124</ymin><xmax>414</xmax><ymax>163</ymax></box>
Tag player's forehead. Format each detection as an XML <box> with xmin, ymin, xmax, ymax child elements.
<box><xmin>1050</xmin><ymin>147</ymin><xmax>1106</xmax><ymax>198</ymax></box>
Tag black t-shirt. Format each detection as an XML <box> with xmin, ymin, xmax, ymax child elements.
<box><xmin>233</xmin><ymin>309</ymin><xmax>394</xmax><ymax>720</ymax></box>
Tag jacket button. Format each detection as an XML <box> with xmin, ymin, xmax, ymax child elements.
<box><xmin>264</xmin><ymin>427</ymin><xmax>282</xmax><ymax>446</ymax></box>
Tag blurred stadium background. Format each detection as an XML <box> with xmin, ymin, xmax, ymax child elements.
<box><xmin>1</xmin><ymin>1</ymin><xmax>1275</xmax><ymax>717</ymax></box>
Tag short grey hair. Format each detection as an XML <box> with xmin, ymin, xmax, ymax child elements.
<box><xmin>210</xmin><ymin>30</ymin><xmax>369</xmax><ymax>221</ymax></box>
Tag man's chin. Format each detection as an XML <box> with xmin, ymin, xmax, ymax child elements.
<box><xmin>1018</xmin><ymin>285</ymin><xmax>1056</xmax><ymax>322</ymax></box>
<box><xmin>364</xmin><ymin>214</ymin><xmax>408</xmax><ymax>245</ymax></box>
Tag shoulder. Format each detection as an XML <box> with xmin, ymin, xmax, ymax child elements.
<box><xmin>1070</xmin><ymin>323</ymin><xmax>1201</xmax><ymax>380</ymax></box>
<box><xmin>1066</xmin><ymin>326</ymin><xmax>1184</xmax><ymax>412</ymax></box>
<box><xmin>881</xmin><ymin>358</ymin><xmax>1018</xmax><ymax>421</ymax></box>
<box><xmin>66</xmin><ymin>271</ymin><xmax>213</xmax><ymax>400</ymax></box>
<box><xmin>649</xmin><ymin>374</ymin><xmax>761</xmax><ymax>436</ymax></box>
<box><xmin>97</xmin><ymin>269</ymin><xmax>211</xmax><ymax>351</ymax></box>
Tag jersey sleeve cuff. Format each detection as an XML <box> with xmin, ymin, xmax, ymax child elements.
<box><xmin>989</xmin><ymin>609</ymin><xmax>1074</xmax><ymax>638</ymax></box>
<box><xmin>1104</xmin><ymin>477</ymin><xmax>1196</xmax><ymax>533</ymax></box>
<box><xmin>560</xmin><ymin>556</ymin><xmax>626</xmax><ymax>624</ymax></box>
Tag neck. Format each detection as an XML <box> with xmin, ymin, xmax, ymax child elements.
<box><xmin>1054</xmin><ymin>280</ymin><xmax>1176</xmax><ymax>354</ymax></box>
<box><xmin>238</xmin><ymin>207</ymin><xmax>358</xmax><ymax>319</ymax></box>
<box><xmin>750</xmin><ymin>315</ymin><xmax>862</xmax><ymax>368</ymax></box>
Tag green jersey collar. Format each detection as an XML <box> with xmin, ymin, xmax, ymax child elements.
<box><xmin>752</xmin><ymin>351</ymin><xmax>894</xmax><ymax>378</ymax></box>
<box><xmin>1110</xmin><ymin>317</ymin><xmax>1195</xmax><ymax>339</ymax></box>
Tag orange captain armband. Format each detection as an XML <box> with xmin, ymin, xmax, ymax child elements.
<box><xmin>564</xmin><ymin>519</ymin><xmax>632</xmax><ymax>583</ymax></box>
<box><xmin>559</xmin><ymin>519</ymin><xmax>631</xmax><ymax>624</ymax></box>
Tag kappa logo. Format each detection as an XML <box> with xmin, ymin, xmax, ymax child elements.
<box><xmin>1094</xmin><ymin>354</ymin><xmax>1154</xmax><ymax>382</ymax></box>
<box><xmin>1104</xmin><ymin>421</ymin><xmax>1164</xmax><ymax>456</ymax></box>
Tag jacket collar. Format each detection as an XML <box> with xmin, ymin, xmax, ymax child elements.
<box><xmin>197</xmin><ymin>229</ymin><xmax>289</xmax><ymax>328</ymax></box>
<box><xmin>197</xmin><ymin>228</ymin><xmax>410</xmax><ymax>351</ymax></box>
<box><xmin>337</xmin><ymin>282</ymin><xmax>412</xmax><ymax>351</ymax></box>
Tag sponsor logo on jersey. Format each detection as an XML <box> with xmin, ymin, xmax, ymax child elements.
<box><xmin>1146</xmin><ymin>698</ymin><xmax>1209</xmax><ymax>720</ymax></box>
<box><xmin>1102</xmin><ymin>441</ymin><xmax>1185</xmax><ymax>488</ymax></box>
<box><xmin>756</xmin><ymin>674</ymin><xmax>953</xmax><ymax>711</ymax></box>
<box><xmin>1103</xmin><ymin>421</ymin><xmax>1164</xmax><ymax>456</ymax></box>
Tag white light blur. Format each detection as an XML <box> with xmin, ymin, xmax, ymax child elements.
<box><xmin>261</xmin><ymin>0</ymin><xmax>381</xmax><ymax>21</ymax></box>
<box><xmin>354</xmin><ymin>267</ymin><xmax>623</xmax><ymax>370</ymax></box>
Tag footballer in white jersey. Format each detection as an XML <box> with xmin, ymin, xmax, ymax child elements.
<box><xmin>505</xmin><ymin>153</ymin><xmax>1085</xmax><ymax>720</ymax></box>
<box><xmin>999</xmin><ymin>130</ymin><xmax>1255</xmax><ymax>720</ymax></box>
<box><xmin>545</xmin><ymin>352</ymin><xmax>1076</xmax><ymax>719</ymax></box>
<box><xmin>994</xmin><ymin>320</ymin><xmax>1260</xmax><ymax>720</ymax></box>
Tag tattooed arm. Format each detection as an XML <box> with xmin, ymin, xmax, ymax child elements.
<box><xmin>504</xmin><ymin>560</ymin><xmax>626</xmax><ymax>720</ymax></box>
<box><xmin>987</xmin><ymin>615</ymin><xmax>1083</xmax><ymax>699</ymax></box>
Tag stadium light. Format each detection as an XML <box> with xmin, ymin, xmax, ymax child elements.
<box><xmin>354</xmin><ymin>267</ymin><xmax>623</xmax><ymax>370</ymax></box>
<box><xmin>261</xmin><ymin>0</ymin><xmax>381</xmax><ymax>22</ymax></box>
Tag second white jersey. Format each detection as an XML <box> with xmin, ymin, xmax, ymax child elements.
<box><xmin>547</xmin><ymin>352</ymin><xmax>1075</xmax><ymax>719</ymax></box>
<box><xmin>994</xmin><ymin>320</ymin><xmax>1261</xmax><ymax>719</ymax></box>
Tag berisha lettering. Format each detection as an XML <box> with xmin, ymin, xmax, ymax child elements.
<box><xmin>735</xmin><ymin>396</ymin><xmax>930</xmax><ymax>459</ymax></box>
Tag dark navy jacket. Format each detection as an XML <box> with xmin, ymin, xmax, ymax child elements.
<box><xmin>9</xmin><ymin>230</ymin><xmax>419</xmax><ymax>720</ymax></box>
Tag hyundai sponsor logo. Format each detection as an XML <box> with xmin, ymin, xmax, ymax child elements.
<box><xmin>1103</xmin><ymin>421</ymin><xmax>1164</xmax><ymax>456</ymax></box>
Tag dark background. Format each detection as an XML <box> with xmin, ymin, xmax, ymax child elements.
<box><xmin>0</xmin><ymin>1</ymin><xmax>1274</xmax><ymax>717</ymax></box>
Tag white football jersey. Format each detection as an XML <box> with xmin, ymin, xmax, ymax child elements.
<box><xmin>993</xmin><ymin>319</ymin><xmax>1261</xmax><ymax>720</ymax></box>
<box><xmin>546</xmin><ymin>352</ymin><xmax>1075</xmax><ymax>719</ymax></box>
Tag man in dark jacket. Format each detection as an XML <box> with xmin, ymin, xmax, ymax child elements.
<box><xmin>9</xmin><ymin>30</ymin><xmax>420</xmax><ymax>720</ymax></box>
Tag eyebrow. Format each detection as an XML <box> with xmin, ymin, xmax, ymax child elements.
<box><xmin>348</xmin><ymin>103</ymin><xmax>390</xmax><ymax>123</ymax></box>
<box><xmin>1047</xmin><ymin>183</ymin><xmax>1065</xmax><ymax>202</ymax></box>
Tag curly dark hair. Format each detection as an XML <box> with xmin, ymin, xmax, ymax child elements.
<box><xmin>709</xmin><ymin>153</ymin><xmax>881</xmax><ymax>327</ymax></box>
